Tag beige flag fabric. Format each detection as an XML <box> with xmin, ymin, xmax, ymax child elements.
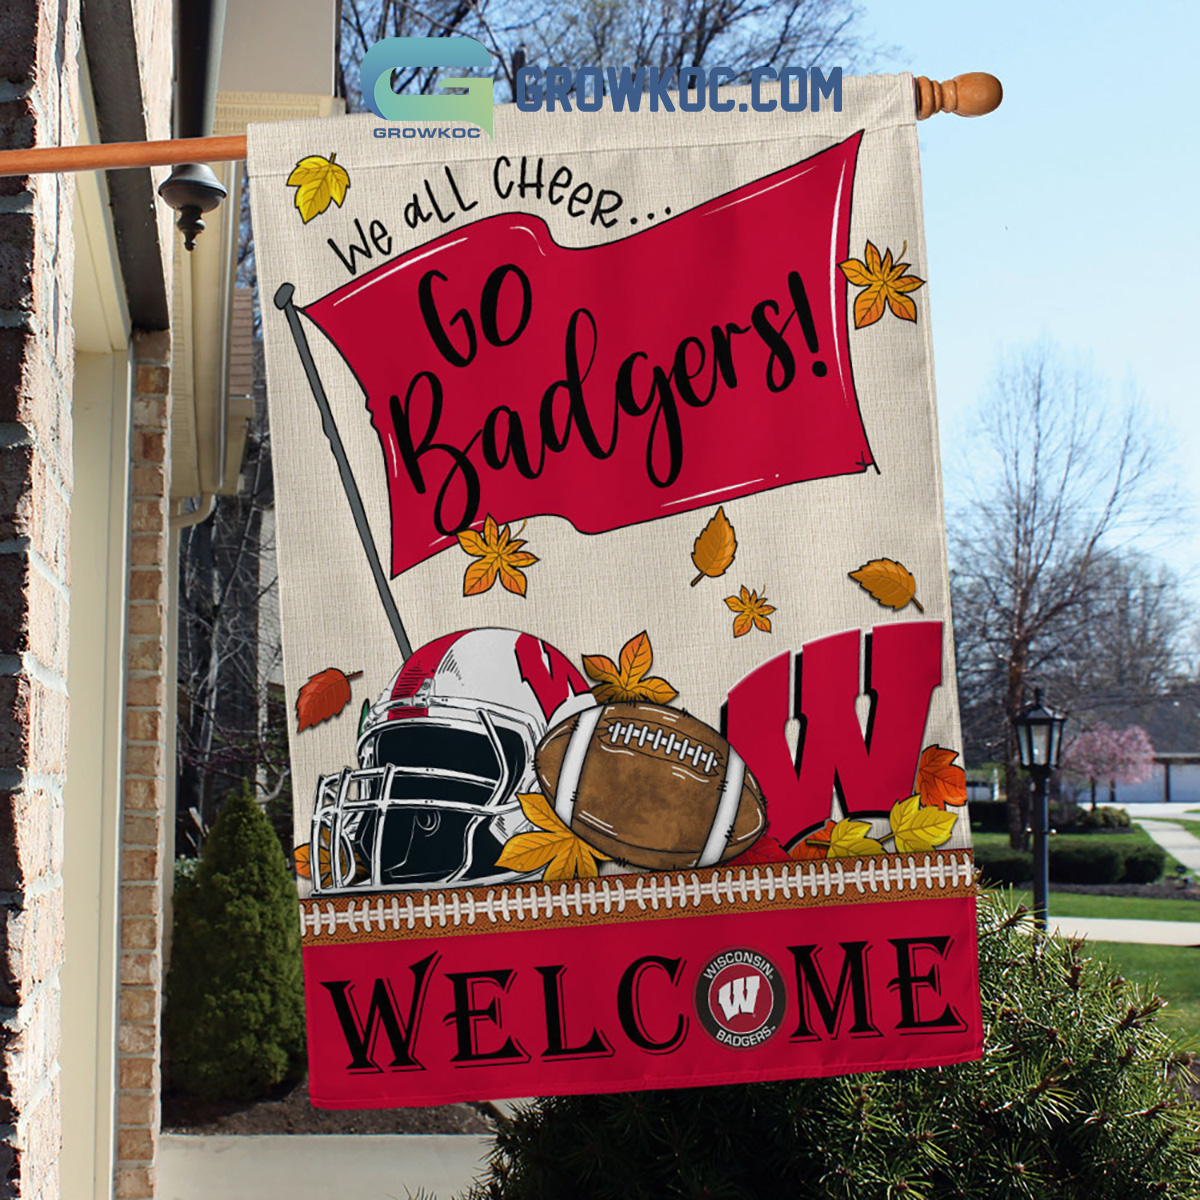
<box><xmin>248</xmin><ymin>73</ymin><xmax>980</xmax><ymax>1109</ymax></box>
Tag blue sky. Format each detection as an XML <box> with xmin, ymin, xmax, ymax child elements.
<box><xmin>864</xmin><ymin>0</ymin><xmax>1199</xmax><ymax>592</ymax></box>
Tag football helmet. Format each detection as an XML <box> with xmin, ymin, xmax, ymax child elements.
<box><xmin>309</xmin><ymin>628</ymin><xmax>596</xmax><ymax>894</ymax></box>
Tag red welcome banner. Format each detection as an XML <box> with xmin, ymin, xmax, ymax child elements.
<box><xmin>304</xmin><ymin>889</ymin><xmax>978</xmax><ymax>1109</ymax></box>
<box><xmin>303</xmin><ymin>134</ymin><xmax>868</xmax><ymax>578</ymax></box>
<box><xmin>250</xmin><ymin>78</ymin><xmax>979</xmax><ymax>1112</ymax></box>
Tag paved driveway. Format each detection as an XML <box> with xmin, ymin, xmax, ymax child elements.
<box><xmin>159</xmin><ymin>1134</ymin><xmax>491</xmax><ymax>1200</ymax></box>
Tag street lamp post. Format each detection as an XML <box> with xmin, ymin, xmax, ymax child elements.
<box><xmin>1013</xmin><ymin>689</ymin><xmax>1067</xmax><ymax>931</ymax></box>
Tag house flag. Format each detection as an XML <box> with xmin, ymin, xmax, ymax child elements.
<box><xmin>248</xmin><ymin>72</ymin><xmax>981</xmax><ymax>1109</ymax></box>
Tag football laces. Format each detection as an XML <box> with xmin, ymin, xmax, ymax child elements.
<box><xmin>604</xmin><ymin>719</ymin><xmax>719</xmax><ymax>775</ymax></box>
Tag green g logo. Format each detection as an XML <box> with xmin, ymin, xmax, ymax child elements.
<box><xmin>361</xmin><ymin>37</ymin><xmax>494</xmax><ymax>136</ymax></box>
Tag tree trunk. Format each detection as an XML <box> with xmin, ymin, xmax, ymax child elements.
<box><xmin>1005</xmin><ymin>758</ymin><xmax>1030</xmax><ymax>851</ymax></box>
<box><xmin>1090</xmin><ymin>778</ymin><xmax>1097</xmax><ymax>812</ymax></box>
<box><xmin>1005</xmin><ymin>646</ymin><xmax>1030</xmax><ymax>850</ymax></box>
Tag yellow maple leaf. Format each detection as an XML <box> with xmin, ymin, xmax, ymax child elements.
<box><xmin>286</xmin><ymin>153</ymin><xmax>351</xmax><ymax>224</ymax></box>
<box><xmin>838</xmin><ymin>240</ymin><xmax>925</xmax><ymax>329</ymax></box>
<box><xmin>848</xmin><ymin>558</ymin><xmax>924</xmax><ymax>613</ymax></box>
<box><xmin>690</xmin><ymin>507</ymin><xmax>737</xmax><ymax>585</ymax></box>
<box><xmin>825</xmin><ymin>817</ymin><xmax>884</xmax><ymax>859</ymax></box>
<box><xmin>456</xmin><ymin>514</ymin><xmax>539</xmax><ymax>597</ymax></box>
<box><xmin>888</xmin><ymin>794</ymin><xmax>957</xmax><ymax>853</ymax></box>
<box><xmin>582</xmin><ymin>631</ymin><xmax>678</xmax><ymax>704</ymax></box>
<box><xmin>724</xmin><ymin>585</ymin><xmax>776</xmax><ymax>637</ymax></box>
<box><xmin>495</xmin><ymin>793</ymin><xmax>610</xmax><ymax>881</ymax></box>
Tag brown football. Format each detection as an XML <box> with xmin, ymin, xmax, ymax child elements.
<box><xmin>535</xmin><ymin>702</ymin><xmax>766</xmax><ymax>870</ymax></box>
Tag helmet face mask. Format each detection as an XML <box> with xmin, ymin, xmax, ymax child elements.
<box><xmin>309</xmin><ymin>629</ymin><xmax>594</xmax><ymax>895</ymax></box>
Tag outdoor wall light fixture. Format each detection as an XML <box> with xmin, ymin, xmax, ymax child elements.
<box><xmin>1014</xmin><ymin>688</ymin><xmax>1068</xmax><ymax>930</ymax></box>
<box><xmin>157</xmin><ymin>162</ymin><xmax>227</xmax><ymax>251</ymax></box>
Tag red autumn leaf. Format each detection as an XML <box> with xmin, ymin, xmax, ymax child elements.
<box><xmin>916</xmin><ymin>744</ymin><xmax>968</xmax><ymax>810</ymax></box>
<box><xmin>296</xmin><ymin>667</ymin><xmax>362</xmax><ymax>732</ymax></box>
<box><xmin>727</xmin><ymin>834</ymin><xmax>791</xmax><ymax>867</ymax></box>
<box><xmin>789</xmin><ymin>819</ymin><xmax>836</xmax><ymax>861</ymax></box>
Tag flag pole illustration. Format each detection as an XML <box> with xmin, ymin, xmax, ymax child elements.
<box><xmin>273</xmin><ymin>281</ymin><xmax>412</xmax><ymax>659</ymax></box>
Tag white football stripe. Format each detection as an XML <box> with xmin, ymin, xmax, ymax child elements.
<box><xmin>699</xmin><ymin>749</ymin><xmax>746</xmax><ymax>867</ymax></box>
<box><xmin>554</xmin><ymin>706</ymin><xmax>603</xmax><ymax>825</ymax></box>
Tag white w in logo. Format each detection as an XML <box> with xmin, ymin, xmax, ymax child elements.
<box><xmin>717</xmin><ymin>974</ymin><xmax>761</xmax><ymax>1021</ymax></box>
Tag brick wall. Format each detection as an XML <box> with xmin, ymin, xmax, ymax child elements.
<box><xmin>114</xmin><ymin>332</ymin><xmax>171</xmax><ymax>1200</ymax></box>
<box><xmin>0</xmin><ymin>0</ymin><xmax>80</xmax><ymax>1196</ymax></box>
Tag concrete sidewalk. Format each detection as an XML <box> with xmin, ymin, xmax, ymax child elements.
<box><xmin>1048</xmin><ymin>915</ymin><xmax>1200</xmax><ymax>946</ymax></box>
<box><xmin>1133</xmin><ymin>818</ymin><xmax>1200</xmax><ymax>873</ymax></box>
<box><xmin>159</xmin><ymin>1134</ymin><xmax>490</xmax><ymax>1200</ymax></box>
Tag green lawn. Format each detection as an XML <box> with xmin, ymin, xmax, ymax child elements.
<box><xmin>973</xmin><ymin>829</ymin><xmax>1160</xmax><ymax>852</ymax></box>
<box><xmin>1085</xmin><ymin>941</ymin><xmax>1200</xmax><ymax>1040</ymax></box>
<box><xmin>970</xmin><ymin>827</ymin><xmax>1200</xmax><ymax>1039</ymax></box>
<box><xmin>1174</xmin><ymin>819</ymin><xmax>1200</xmax><ymax>842</ymax></box>
<box><xmin>1006</xmin><ymin>888</ymin><xmax>1200</xmax><ymax>923</ymax></box>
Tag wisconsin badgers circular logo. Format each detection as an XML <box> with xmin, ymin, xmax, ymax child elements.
<box><xmin>695</xmin><ymin>948</ymin><xmax>787</xmax><ymax>1049</ymax></box>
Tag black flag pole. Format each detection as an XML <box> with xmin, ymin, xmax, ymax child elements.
<box><xmin>274</xmin><ymin>282</ymin><xmax>413</xmax><ymax>660</ymax></box>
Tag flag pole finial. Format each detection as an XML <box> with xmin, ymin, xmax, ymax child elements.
<box><xmin>915</xmin><ymin>73</ymin><xmax>1002</xmax><ymax>120</ymax></box>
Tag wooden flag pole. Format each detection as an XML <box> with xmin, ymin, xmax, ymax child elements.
<box><xmin>0</xmin><ymin>133</ymin><xmax>247</xmax><ymax>178</ymax></box>
<box><xmin>0</xmin><ymin>73</ymin><xmax>1000</xmax><ymax>178</ymax></box>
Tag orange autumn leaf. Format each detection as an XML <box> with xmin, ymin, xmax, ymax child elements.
<box><xmin>724</xmin><ymin>585</ymin><xmax>776</xmax><ymax>637</ymax></box>
<box><xmin>839</xmin><ymin>239</ymin><xmax>925</xmax><ymax>328</ymax></box>
<box><xmin>293</xmin><ymin>843</ymin><xmax>312</xmax><ymax>879</ymax></box>
<box><xmin>457</xmin><ymin>514</ymin><xmax>539</xmax><ymax>597</ymax></box>
<box><xmin>916</xmin><ymin>744</ymin><xmax>968</xmax><ymax>810</ymax></box>
<box><xmin>848</xmin><ymin>558</ymin><xmax>924</xmax><ymax>613</ymax></box>
<box><xmin>296</xmin><ymin>667</ymin><xmax>363</xmax><ymax>731</ymax></box>
<box><xmin>582</xmin><ymin>631</ymin><xmax>678</xmax><ymax>704</ymax></box>
<box><xmin>690</xmin><ymin>507</ymin><xmax>737</xmax><ymax>585</ymax></box>
<box><xmin>495</xmin><ymin>792</ymin><xmax>610</xmax><ymax>881</ymax></box>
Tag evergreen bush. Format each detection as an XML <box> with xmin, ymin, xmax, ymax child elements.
<box><xmin>468</xmin><ymin>892</ymin><xmax>1200</xmax><ymax>1200</ymax></box>
<box><xmin>1078</xmin><ymin>806</ymin><xmax>1132</xmax><ymax>831</ymax></box>
<box><xmin>973</xmin><ymin>843</ymin><xmax>1032</xmax><ymax>885</ymax></box>
<box><xmin>164</xmin><ymin>780</ymin><xmax>306</xmax><ymax>1100</ymax></box>
<box><xmin>968</xmin><ymin>801</ymin><xmax>1010</xmax><ymax>833</ymax></box>
<box><xmin>1049</xmin><ymin>840</ymin><xmax>1124</xmax><ymax>884</ymax></box>
<box><xmin>1122</xmin><ymin>844</ymin><xmax>1167</xmax><ymax>884</ymax></box>
<box><xmin>1050</xmin><ymin>800</ymin><xmax>1087</xmax><ymax>829</ymax></box>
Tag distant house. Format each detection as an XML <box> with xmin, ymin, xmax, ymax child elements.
<box><xmin>1073</xmin><ymin>684</ymin><xmax>1200</xmax><ymax>805</ymax></box>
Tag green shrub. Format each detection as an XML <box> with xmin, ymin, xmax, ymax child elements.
<box><xmin>1077</xmin><ymin>805</ymin><xmax>1132</xmax><ymax>831</ymax></box>
<box><xmin>968</xmin><ymin>801</ymin><xmax>1010</xmax><ymax>834</ymax></box>
<box><xmin>173</xmin><ymin>855</ymin><xmax>201</xmax><ymax>895</ymax></box>
<box><xmin>1122</xmin><ymin>844</ymin><xmax>1167</xmax><ymax>884</ymax></box>
<box><xmin>469</xmin><ymin>892</ymin><xmax>1200</xmax><ymax>1200</ymax></box>
<box><xmin>1049</xmin><ymin>840</ymin><xmax>1124</xmax><ymax>884</ymax></box>
<box><xmin>1050</xmin><ymin>800</ymin><xmax>1086</xmax><ymax>829</ymax></box>
<box><xmin>974</xmin><ymin>843</ymin><xmax>1031</xmax><ymax>885</ymax></box>
<box><xmin>164</xmin><ymin>781</ymin><xmax>305</xmax><ymax>1101</ymax></box>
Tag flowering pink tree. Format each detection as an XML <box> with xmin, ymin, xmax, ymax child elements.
<box><xmin>1063</xmin><ymin>723</ymin><xmax>1155</xmax><ymax>808</ymax></box>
